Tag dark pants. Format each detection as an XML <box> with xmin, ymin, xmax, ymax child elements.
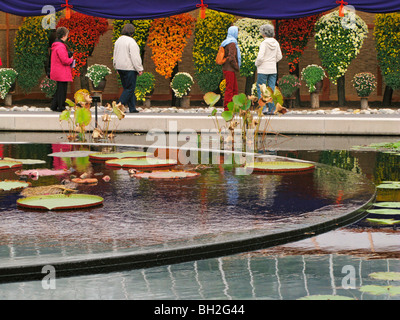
<box><xmin>51</xmin><ymin>81</ymin><xmax>68</xmax><ymax>112</ymax></box>
<box><xmin>118</xmin><ymin>70</ymin><xmax>138</xmax><ymax>112</ymax></box>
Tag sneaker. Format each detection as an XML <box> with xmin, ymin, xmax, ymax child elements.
<box><xmin>130</xmin><ymin>110</ymin><xmax>139</xmax><ymax>113</ymax></box>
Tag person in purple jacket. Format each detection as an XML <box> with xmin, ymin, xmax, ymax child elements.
<box><xmin>50</xmin><ymin>27</ymin><xmax>74</xmax><ymax>112</ymax></box>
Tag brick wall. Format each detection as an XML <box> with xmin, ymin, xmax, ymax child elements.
<box><xmin>1</xmin><ymin>9</ymin><xmax>399</xmax><ymax>105</ymax></box>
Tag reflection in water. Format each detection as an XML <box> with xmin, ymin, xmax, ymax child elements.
<box><xmin>1</xmin><ymin>145</ymin><xmax>400</xmax><ymax>299</ymax></box>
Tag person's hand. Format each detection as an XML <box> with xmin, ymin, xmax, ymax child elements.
<box><xmin>138</xmin><ymin>71</ymin><xmax>143</xmax><ymax>76</ymax></box>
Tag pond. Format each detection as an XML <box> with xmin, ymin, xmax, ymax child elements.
<box><xmin>0</xmin><ymin>140</ymin><xmax>399</xmax><ymax>300</ymax></box>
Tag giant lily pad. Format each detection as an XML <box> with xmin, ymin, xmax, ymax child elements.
<box><xmin>366</xmin><ymin>218</ymin><xmax>400</xmax><ymax>225</ymax></box>
<box><xmin>297</xmin><ymin>295</ymin><xmax>354</xmax><ymax>300</ymax></box>
<box><xmin>373</xmin><ymin>202</ymin><xmax>400</xmax><ymax>208</ymax></box>
<box><xmin>377</xmin><ymin>181</ymin><xmax>400</xmax><ymax>189</ymax></box>
<box><xmin>17</xmin><ymin>194</ymin><xmax>104</xmax><ymax>211</ymax></box>
<box><xmin>359</xmin><ymin>285</ymin><xmax>400</xmax><ymax>296</ymax></box>
<box><xmin>3</xmin><ymin>157</ymin><xmax>46</xmax><ymax>165</ymax></box>
<box><xmin>89</xmin><ymin>151</ymin><xmax>152</xmax><ymax>161</ymax></box>
<box><xmin>0</xmin><ymin>160</ymin><xmax>23</xmax><ymax>170</ymax></box>
<box><xmin>245</xmin><ymin>161</ymin><xmax>315</xmax><ymax>173</ymax></box>
<box><xmin>105</xmin><ymin>158</ymin><xmax>177</xmax><ymax>169</ymax></box>
<box><xmin>133</xmin><ymin>170</ymin><xmax>200</xmax><ymax>180</ymax></box>
<box><xmin>48</xmin><ymin>151</ymin><xmax>93</xmax><ymax>158</ymax></box>
<box><xmin>366</xmin><ymin>208</ymin><xmax>400</xmax><ymax>215</ymax></box>
<box><xmin>0</xmin><ymin>180</ymin><xmax>31</xmax><ymax>191</ymax></box>
<box><xmin>369</xmin><ymin>272</ymin><xmax>400</xmax><ymax>281</ymax></box>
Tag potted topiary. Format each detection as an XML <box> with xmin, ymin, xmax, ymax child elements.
<box><xmin>135</xmin><ymin>72</ymin><xmax>156</xmax><ymax>108</ymax></box>
<box><xmin>301</xmin><ymin>64</ymin><xmax>326</xmax><ymax>108</ymax></box>
<box><xmin>352</xmin><ymin>72</ymin><xmax>377</xmax><ymax>110</ymax></box>
<box><xmin>86</xmin><ymin>64</ymin><xmax>112</xmax><ymax>92</ymax></box>
<box><xmin>40</xmin><ymin>76</ymin><xmax>57</xmax><ymax>98</ymax></box>
<box><xmin>0</xmin><ymin>68</ymin><xmax>18</xmax><ymax>106</ymax></box>
<box><xmin>277</xmin><ymin>74</ymin><xmax>301</xmax><ymax>108</ymax></box>
<box><xmin>171</xmin><ymin>72</ymin><xmax>194</xmax><ymax>108</ymax></box>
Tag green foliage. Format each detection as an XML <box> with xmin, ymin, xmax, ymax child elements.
<box><xmin>374</xmin><ymin>13</ymin><xmax>400</xmax><ymax>90</ymax></box>
<box><xmin>193</xmin><ymin>10</ymin><xmax>235</xmax><ymax>92</ymax></box>
<box><xmin>170</xmin><ymin>72</ymin><xmax>194</xmax><ymax>98</ymax></box>
<box><xmin>135</xmin><ymin>72</ymin><xmax>156</xmax><ymax>101</ymax></box>
<box><xmin>13</xmin><ymin>17</ymin><xmax>52</xmax><ymax>93</ymax></box>
<box><xmin>0</xmin><ymin>68</ymin><xmax>18</xmax><ymax>99</ymax></box>
<box><xmin>352</xmin><ymin>72</ymin><xmax>377</xmax><ymax>97</ymax></box>
<box><xmin>301</xmin><ymin>64</ymin><xmax>326</xmax><ymax>93</ymax></box>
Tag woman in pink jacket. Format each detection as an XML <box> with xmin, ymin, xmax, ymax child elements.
<box><xmin>50</xmin><ymin>27</ymin><xmax>74</xmax><ymax>112</ymax></box>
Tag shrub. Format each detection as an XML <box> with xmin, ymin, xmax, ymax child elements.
<box><xmin>170</xmin><ymin>72</ymin><xmax>194</xmax><ymax>98</ymax></box>
<box><xmin>135</xmin><ymin>72</ymin><xmax>156</xmax><ymax>101</ymax></box>
<box><xmin>352</xmin><ymin>72</ymin><xmax>377</xmax><ymax>97</ymax></box>
<box><xmin>301</xmin><ymin>64</ymin><xmax>326</xmax><ymax>93</ymax></box>
<box><xmin>277</xmin><ymin>74</ymin><xmax>301</xmax><ymax>97</ymax></box>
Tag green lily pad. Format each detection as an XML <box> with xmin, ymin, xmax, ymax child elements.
<box><xmin>369</xmin><ymin>272</ymin><xmax>400</xmax><ymax>281</ymax></box>
<box><xmin>133</xmin><ymin>170</ymin><xmax>200</xmax><ymax>180</ymax></box>
<box><xmin>245</xmin><ymin>161</ymin><xmax>315</xmax><ymax>173</ymax></box>
<box><xmin>89</xmin><ymin>151</ymin><xmax>152</xmax><ymax>161</ymax></box>
<box><xmin>48</xmin><ymin>151</ymin><xmax>93</xmax><ymax>158</ymax></box>
<box><xmin>17</xmin><ymin>194</ymin><xmax>104</xmax><ymax>211</ymax></box>
<box><xmin>105</xmin><ymin>158</ymin><xmax>177</xmax><ymax>169</ymax></box>
<box><xmin>367</xmin><ymin>208</ymin><xmax>400</xmax><ymax>215</ymax></box>
<box><xmin>366</xmin><ymin>218</ymin><xmax>400</xmax><ymax>225</ymax></box>
<box><xmin>373</xmin><ymin>202</ymin><xmax>400</xmax><ymax>208</ymax></box>
<box><xmin>377</xmin><ymin>181</ymin><xmax>400</xmax><ymax>189</ymax></box>
<box><xmin>297</xmin><ymin>295</ymin><xmax>355</xmax><ymax>300</ymax></box>
<box><xmin>0</xmin><ymin>180</ymin><xmax>31</xmax><ymax>191</ymax></box>
<box><xmin>3</xmin><ymin>157</ymin><xmax>46</xmax><ymax>165</ymax></box>
<box><xmin>359</xmin><ymin>285</ymin><xmax>400</xmax><ymax>296</ymax></box>
<box><xmin>0</xmin><ymin>160</ymin><xmax>23</xmax><ymax>170</ymax></box>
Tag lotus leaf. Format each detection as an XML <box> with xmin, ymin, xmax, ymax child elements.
<box><xmin>359</xmin><ymin>285</ymin><xmax>400</xmax><ymax>296</ymax></box>
<box><xmin>369</xmin><ymin>272</ymin><xmax>400</xmax><ymax>281</ymax></box>
<box><xmin>204</xmin><ymin>92</ymin><xmax>220</xmax><ymax>107</ymax></box>
<box><xmin>75</xmin><ymin>107</ymin><xmax>92</xmax><ymax>127</ymax></box>
<box><xmin>17</xmin><ymin>194</ymin><xmax>104</xmax><ymax>211</ymax></box>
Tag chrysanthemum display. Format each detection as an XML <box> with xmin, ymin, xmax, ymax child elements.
<box><xmin>170</xmin><ymin>72</ymin><xmax>194</xmax><ymax>98</ymax></box>
<box><xmin>86</xmin><ymin>64</ymin><xmax>111</xmax><ymax>87</ymax></box>
<box><xmin>314</xmin><ymin>10</ymin><xmax>368</xmax><ymax>84</ymax></box>
<box><xmin>277</xmin><ymin>74</ymin><xmax>301</xmax><ymax>98</ymax></box>
<box><xmin>277</xmin><ymin>15</ymin><xmax>321</xmax><ymax>73</ymax></box>
<box><xmin>147</xmin><ymin>14</ymin><xmax>195</xmax><ymax>79</ymax></box>
<box><xmin>57</xmin><ymin>13</ymin><xmax>108</xmax><ymax>78</ymax></box>
<box><xmin>0</xmin><ymin>68</ymin><xmax>18</xmax><ymax>99</ymax></box>
<box><xmin>301</xmin><ymin>64</ymin><xmax>326</xmax><ymax>93</ymax></box>
<box><xmin>374</xmin><ymin>13</ymin><xmax>400</xmax><ymax>90</ymax></box>
<box><xmin>13</xmin><ymin>17</ymin><xmax>50</xmax><ymax>93</ymax></box>
<box><xmin>352</xmin><ymin>72</ymin><xmax>377</xmax><ymax>97</ymax></box>
<box><xmin>39</xmin><ymin>77</ymin><xmax>57</xmax><ymax>98</ymax></box>
<box><xmin>234</xmin><ymin>18</ymin><xmax>272</xmax><ymax>77</ymax></box>
<box><xmin>193</xmin><ymin>10</ymin><xmax>235</xmax><ymax>92</ymax></box>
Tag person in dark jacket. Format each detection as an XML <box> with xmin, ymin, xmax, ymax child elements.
<box><xmin>50</xmin><ymin>27</ymin><xmax>74</xmax><ymax>112</ymax></box>
<box><xmin>221</xmin><ymin>26</ymin><xmax>241</xmax><ymax>110</ymax></box>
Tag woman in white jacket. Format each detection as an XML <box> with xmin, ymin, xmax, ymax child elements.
<box><xmin>255</xmin><ymin>24</ymin><xmax>282</xmax><ymax>114</ymax></box>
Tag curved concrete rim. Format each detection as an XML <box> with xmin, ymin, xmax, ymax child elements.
<box><xmin>0</xmin><ymin>142</ymin><xmax>377</xmax><ymax>284</ymax></box>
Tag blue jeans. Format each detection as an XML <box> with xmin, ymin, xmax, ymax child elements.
<box><xmin>257</xmin><ymin>73</ymin><xmax>277</xmax><ymax>114</ymax></box>
<box><xmin>118</xmin><ymin>70</ymin><xmax>138</xmax><ymax>112</ymax></box>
